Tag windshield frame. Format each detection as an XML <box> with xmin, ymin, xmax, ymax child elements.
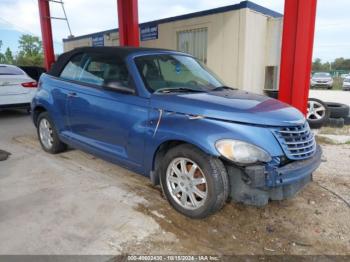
<box><xmin>132</xmin><ymin>52</ymin><xmax>228</xmax><ymax>94</ymax></box>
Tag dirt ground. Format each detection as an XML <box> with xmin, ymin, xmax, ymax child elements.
<box><xmin>0</xmin><ymin>110</ymin><xmax>349</xmax><ymax>255</ymax></box>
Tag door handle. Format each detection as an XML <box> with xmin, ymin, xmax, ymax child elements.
<box><xmin>67</xmin><ymin>92</ymin><xmax>77</xmax><ymax>97</ymax></box>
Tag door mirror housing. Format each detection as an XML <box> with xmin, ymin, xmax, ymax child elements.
<box><xmin>103</xmin><ymin>80</ymin><xmax>135</xmax><ymax>95</ymax></box>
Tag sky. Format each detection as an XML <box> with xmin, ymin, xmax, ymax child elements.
<box><xmin>0</xmin><ymin>0</ymin><xmax>348</xmax><ymax>62</ymax></box>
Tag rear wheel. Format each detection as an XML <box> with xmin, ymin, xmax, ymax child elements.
<box><xmin>37</xmin><ymin>112</ymin><xmax>66</xmax><ymax>154</ymax></box>
<box><xmin>160</xmin><ymin>144</ymin><xmax>229</xmax><ymax>218</ymax></box>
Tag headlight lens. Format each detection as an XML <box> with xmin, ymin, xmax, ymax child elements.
<box><xmin>215</xmin><ymin>139</ymin><xmax>272</xmax><ymax>164</ymax></box>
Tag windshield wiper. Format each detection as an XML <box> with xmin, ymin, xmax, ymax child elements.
<box><xmin>211</xmin><ymin>86</ymin><xmax>236</xmax><ymax>91</ymax></box>
<box><xmin>154</xmin><ymin>87</ymin><xmax>206</xmax><ymax>94</ymax></box>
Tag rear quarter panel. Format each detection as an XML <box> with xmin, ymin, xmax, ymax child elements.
<box><xmin>32</xmin><ymin>74</ymin><xmax>69</xmax><ymax>130</ymax></box>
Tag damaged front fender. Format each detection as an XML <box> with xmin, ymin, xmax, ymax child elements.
<box><xmin>143</xmin><ymin>109</ymin><xmax>285</xmax><ymax>179</ymax></box>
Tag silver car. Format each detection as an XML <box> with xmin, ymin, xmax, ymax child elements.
<box><xmin>343</xmin><ymin>76</ymin><xmax>350</xmax><ymax>91</ymax></box>
<box><xmin>310</xmin><ymin>72</ymin><xmax>333</xmax><ymax>89</ymax></box>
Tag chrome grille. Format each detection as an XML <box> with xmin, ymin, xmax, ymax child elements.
<box><xmin>273</xmin><ymin>122</ymin><xmax>316</xmax><ymax>160</ymax></box>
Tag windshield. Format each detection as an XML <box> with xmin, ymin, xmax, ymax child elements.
<box><xmin>135</xmin><ymin>54</ymin><xmax>227</xmax><ymax>93</ymax></box>
<box><xmin>313</xmin><ymin>72</ymin><xmax>331</xmax><ymax>77</ymax></box>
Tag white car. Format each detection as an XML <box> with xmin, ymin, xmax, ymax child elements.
<box><xmin>343</xmin><ymin>76</ymin><xmax>350</xmax><ymax>91</ymax></box>
<box><xmin>340</xmin><ymin>73</ymin><xmax>349</xmax><ymax>79</ymax></box>
<box><xmin>0</xmin><ymin>64</ymin><xmax>37</xmax><ymax>111</ymax></box>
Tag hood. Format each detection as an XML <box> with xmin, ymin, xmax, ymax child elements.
<box><xmin>150</xmin><ymin>89</ymin><xmax>305</xmax><ymax>127</ymax></box>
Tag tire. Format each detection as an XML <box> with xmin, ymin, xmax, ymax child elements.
<box><xmin>160</xmin><ymin>144</ymin><xmax>229</xmax><ymax>219</ymax></box>
<box><xmin>0</xmin><ymin>150</ymin><xmax>11</xmax><ymax>161</ymax></box>
<box><xmin>344</xmin><ymin>116</ymin><xmax>350</xmax><ymax>126</ymax></box>
<box><xmin>325</xmin><ymin>118</ymin><xmax>345</xmax><ymax>128</ymax></box>
<box><xmin>37</xmin><ymin>112</ymin><xmax>66</xmax><ymax>154</ymax></box>
<box><xmin>326</xmin><ymin>102</ymin><xmax>350</xmax><ymax>119</ymax></box>
<box><xmin>307</xmin><ymin>98</ymin><xmax>330</xmax><ymax>129</ymax></box>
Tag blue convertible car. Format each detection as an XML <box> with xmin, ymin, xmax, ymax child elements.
<box><xmin>32</xmin><ymin>47</ymin><xmax>322</xmax><ymax>218</ymax></box>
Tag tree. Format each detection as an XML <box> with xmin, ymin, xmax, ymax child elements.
<box><xmin>16</xmin><ymin>34</ymin><xmax>44</xmax><ymax>66</ymax></box>
<box><xmin>18</xmin><ymin>34</ymin><xmax>42</xmax><ymax>56</ymax></box>
<box><xmin>331</xmin><ymin>57</ymin><xmax>350</xmax><ymax>71</ymax></box>
<box><xmin>312</xmin><ymin>58</ymin><xmax>333</xmax><ymax>72</ymax></box>
<box><xmin>0</xmin><ymin>40</ymin><xmax>5</xmax><ymax>63</ymax></box>
<box><xmin>0</xmin><ymin>42</ymin><xmax>14</xmax><ymax>64</ymax></box>
<box><xmin>312</xmin><ymin>58</ymin><xmax>323</xmax><ymax>71</ymax></box>
<box><xmin>4</xmin><ymin>47</ymin><xmax>14</xmax><ymax>64</ymax></box>
<box><xmin>323</xmin><ymin>61</ymin><xmax>331</xmax><ymax>71</ymax></box>
<box><xmin>312</xmin><ymin>58</ymin><xmax>331</xmax><ymax>72</ymax></box>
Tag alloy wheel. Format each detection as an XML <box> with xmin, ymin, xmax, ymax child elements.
<box><xmin>39</xmin><ymin>118</ymin><xmax>54</xmax><ymax>149</ymax></box>
<box><xmin>307</xmin><ymin>100</ymin><xmax>326</xmax><ymax>120</ymax></box>
<box><xmin>166</xmin><ymin>157</ymin><xmax>208</xmax><ymax>210</ymax></box>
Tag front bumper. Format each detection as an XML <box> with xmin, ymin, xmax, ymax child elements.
<box><xmin>343</xmin><ymin>84</ymin><xmax>350</xmax><ymax>90</ymax></box>
<box><xmin>311</xmin><ymin>82</ymin><xmax>332</xmax><ymax>87</ymax></box>
<box><xmin>227</xmin><ymin>145</ymin><xmax>322</xmax><ymax>206</ymax></box>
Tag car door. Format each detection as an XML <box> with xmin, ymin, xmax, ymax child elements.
<box><xmin>48</xmin><ymin>53</ymin><xmax>85</xmax><ymax>131</ymax></box>
<box><xmin>64</xmin><ymin>52</ymin><xmax>149</xmax><ymax>171</ymax></box>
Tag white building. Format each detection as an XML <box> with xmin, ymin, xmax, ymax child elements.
<box><xmin>63</xmin><ymin>1</ymin><xmax>283</xmax><ymax>94</ymax></box>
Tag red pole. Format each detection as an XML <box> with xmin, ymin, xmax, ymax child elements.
<box><xmin>278</xmin><ymin>0</ymin><xmax>317</xmax><ymax>115</ymax></box>
<box><xmin>117</xmin><ymin>0</ymin><xmax>140</xmax><ymax>47</ymax></box>
<box><xmin>38</xmin><ymin>0</ymin><xmax>55</xmax><ymax>70</ymax></box>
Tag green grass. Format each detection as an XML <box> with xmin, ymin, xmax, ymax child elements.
<box><xmin>333</xmin><ymin>77</ymin><xmax>343</xmax><ymax>90</ymax></box>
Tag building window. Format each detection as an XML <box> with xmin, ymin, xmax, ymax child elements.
<box><xmin>264</xmin><ymin>66</ymin><xmax>278</xmax><ymax>90</ymax></box>
<box><xmin>177</xmin><ymin>28</ymin><xmax>208</xmax><ymax>64</ymax></box>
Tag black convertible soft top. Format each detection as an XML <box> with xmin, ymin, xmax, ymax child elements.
<box><xmin>49</xmin><ymin>46</ymin><xmax>174</xmax><ymax>77</ymax></box>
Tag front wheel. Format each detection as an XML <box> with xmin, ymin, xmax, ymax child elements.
<box><xmin>160</xmin><ymin>144</ymin><xmax>229</xmax><ymax>218</ymax></box>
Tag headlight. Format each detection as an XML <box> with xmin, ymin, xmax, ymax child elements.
<box><xmin>215</xmin><ymin>139</ymin><xmax>272</xmax><ymax>164</ymax></box>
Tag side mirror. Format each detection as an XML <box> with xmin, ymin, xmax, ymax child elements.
<box><xmin>103</xmin><ymin>80</ymin><xmax>135</xmax><ymax>95</ymax></box>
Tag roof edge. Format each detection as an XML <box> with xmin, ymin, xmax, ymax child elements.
<box><xmin>63</xmin><ymin>1</ymin><xmax>282</xmax><ymax>43</ymax></box>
